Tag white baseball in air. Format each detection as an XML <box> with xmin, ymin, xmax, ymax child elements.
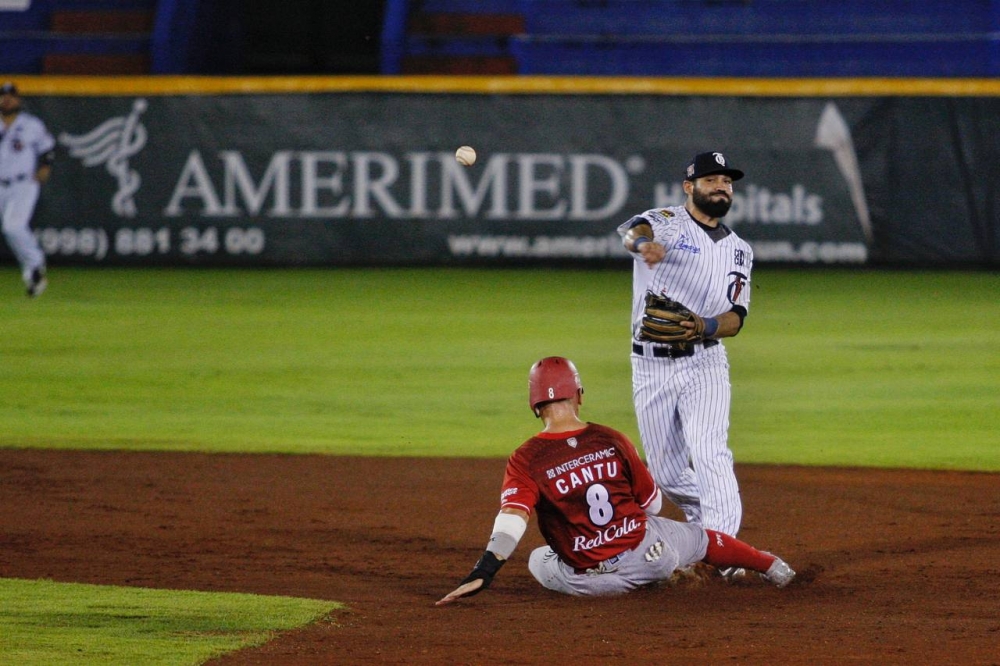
<box><xmin>455</xmin><ymin>145</ymin><xmax>477</xmax><ymax>166</ymax></box>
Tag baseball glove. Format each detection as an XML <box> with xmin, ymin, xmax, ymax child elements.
<box><xmin>639</xmin><ymin>292</ymin><xmax>705</xmax><ymax>344</ymax></box>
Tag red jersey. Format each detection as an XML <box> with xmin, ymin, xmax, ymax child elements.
<box><xmin>500</xmin><ymin>423</ymin><xmax>659</xmax><ymax>570</ymax></box>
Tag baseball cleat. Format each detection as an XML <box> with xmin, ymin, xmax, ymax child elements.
<box><xmin>761</xmin><ymin>558</ymin><xmax>796</xmax><ymax>588</ymax></box>
<box><xmin>718</xmin><ymin>566</ymin><xmax>747</xmax><ymax>582</ymax></box>
<box><xmin>26</xmin><ymin>269</ymin><xmax>47</xmax><ymax>298</ymax></box>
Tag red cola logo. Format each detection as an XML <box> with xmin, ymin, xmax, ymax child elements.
<box><xmin>572</xmin><ymin>515</ymin><xmax>642</xmax><ymax>552</ymax></box>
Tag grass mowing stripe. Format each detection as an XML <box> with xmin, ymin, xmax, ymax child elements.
<box><xmin>1</xmin><ymin>267</ymin><xmax>997</xmax><ymax>469</ymax></box>
<box><xmin>0</xmin><ymin>578</ymin><xmax>340</xmax><ymax>665</ymax></box>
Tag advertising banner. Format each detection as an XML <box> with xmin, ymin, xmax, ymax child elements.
<box><xmin>12</xmin><ymin>90</ymin><xmax>997</xmax><ymax>267</ymax></box>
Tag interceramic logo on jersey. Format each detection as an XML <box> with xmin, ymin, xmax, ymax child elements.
<box><xmin>58</xmin><ymin>99</ymin><xmax>148</xmax><ymax>217</ymax></box>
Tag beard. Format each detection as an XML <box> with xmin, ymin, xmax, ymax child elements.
<box><xmin>692</xmin><ymin>188</ymin><xmax>732</xmax><ymax>219</ymax></box>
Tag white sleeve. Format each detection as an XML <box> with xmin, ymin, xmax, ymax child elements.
<box><xmin>617</xmin><ymin>213</ymin><xmax>651</xmax><ymax>240</ymax></box>
<box><xmin>485</xmin><ymin>512</ymin><xmax>528</xmax><ymax>559</ymax></box>
<box><xmin>643</xmin><ymin>488</ymin><xmax>663</xmax><ymax>516</ymax></box>
<box><xmin>31</xmin><ymin>116</ymin><xmax>56</xmax><ymax>155</ymax></box>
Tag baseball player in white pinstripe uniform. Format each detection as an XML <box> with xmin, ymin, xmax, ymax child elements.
<box><xmin>1</xmin><ymin>81</ymin><xmax>54</xmax><ymax>297</ymax></box>
<box><xmin>617</xmin><ymin>152</ymin><xmax>753</xmax><ymax>551</ymax></box>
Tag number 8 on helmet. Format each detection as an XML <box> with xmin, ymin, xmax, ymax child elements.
<box><xmin>528</xmin><ymin>357</ymin><xmax>584</xmax><ymax>417</ymax></box>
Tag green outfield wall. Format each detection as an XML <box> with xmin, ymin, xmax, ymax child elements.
<box><xmin>5</xmin><ymin>76</ymin><xmax>998</xmax><ymax>268</ymax></box>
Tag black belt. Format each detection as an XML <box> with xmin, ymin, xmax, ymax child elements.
<box><xmin>0</xmin><ymin>174</ymin><xmax>29</xmax><ymax>186</ymax></box>
<box><xmin>633</xmin><ymin>339</ymin><xmax>718</xmax><ymax>359</ymax></box>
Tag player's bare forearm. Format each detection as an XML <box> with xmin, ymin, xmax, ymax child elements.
<box><xmin>437</xmin><ymin>510</ymin><xmax>526</xmax><ymax>606</ymax></box>
<box><xmin>712</xmin><ymin>311</ymin><xmax>744</xmax><ymax>338</ymax></box>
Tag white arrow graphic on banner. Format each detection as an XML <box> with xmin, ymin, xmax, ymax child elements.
<box><xmin>814</xmin><ymin>102</ymin><xmax>873</xmax><ymax>244</ymax></box>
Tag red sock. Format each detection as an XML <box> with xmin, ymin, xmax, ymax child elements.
<box><xmin>703</xmin><ymin>529</ymin><xmax>776</xmax><ymax>572</ymax></box>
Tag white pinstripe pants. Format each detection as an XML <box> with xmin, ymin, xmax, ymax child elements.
<box><xmin>631</xmin><ymin>343</ymin><xmax>742</xmax><ymax>536</ymax></box>
<box><xmin>0</xmin><ymin>180</ymin><xmax>46</xmax><ymax>282</ymax></box>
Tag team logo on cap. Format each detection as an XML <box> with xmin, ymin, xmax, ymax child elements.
<box><xmin>714</xmin><ymin>152</ymin><xmax>726</xmax><ymax>166</ymax></box>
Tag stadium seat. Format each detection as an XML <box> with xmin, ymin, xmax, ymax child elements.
<box><xmin>382</xmin><ymin>0</ymin><xmax>1000</xmax><ymax>77</ymax></box>
<box><xmin>0</xmin><ymin>0</ymin><xmax>165</xmax><ymax>74</ymax></box>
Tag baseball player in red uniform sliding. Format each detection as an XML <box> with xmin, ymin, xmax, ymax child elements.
<box><xmin>437</xmin><ymin>357</ymin><xmax>794</xmax><ymax>603</ymax></box>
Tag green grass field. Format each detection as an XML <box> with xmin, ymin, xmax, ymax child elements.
<box><xmin>0</xmin><ymin>578</ymin><xmax>339</xmax><ymax>665</ymax></box>
<box><xmin>3</xmin><ymin>267</ymin><xmax>998</xmax><ymax>469</ymax></box>
<box><xmin>730</xmin><ymin>269</ymin><xmax>1000</xmax><ymax>469</ymax></box>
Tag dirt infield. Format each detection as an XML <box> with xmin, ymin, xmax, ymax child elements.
<box><xmin>1</xmin><ymin>450</ymin><xmax>998</xmax><ymax>664</ymax></box>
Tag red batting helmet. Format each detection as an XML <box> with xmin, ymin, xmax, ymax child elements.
<box><xmin>528</xmin><ymin>356</ymin><xmax>583</xmax><ymax>416</ymax></box>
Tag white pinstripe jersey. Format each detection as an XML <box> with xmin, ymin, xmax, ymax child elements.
<box><xmin>0</xmin><ymin>112</ymin><xmax>54</xmax><ymax>180</ymax></box>
<box><xmin>617</xmin><ymin>206</ymin><xmax>753</xmax><ymax>341</ymax></box>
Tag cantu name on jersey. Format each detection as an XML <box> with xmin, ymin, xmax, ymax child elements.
<box><xmin>546</xmin><ymin>448</ymin><xmax>620</xmax><ymax>495</ymax></box>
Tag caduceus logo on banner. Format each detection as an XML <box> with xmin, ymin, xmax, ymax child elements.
<box><xmin>58</xmin><ymin>98</ymin><xmax>148</xmax><ymax>217</ymax></box>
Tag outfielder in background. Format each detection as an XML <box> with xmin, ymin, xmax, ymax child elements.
<box><xmin>0</xmin><ymin>81</ymin><xmax>54</xmax><ymax>297</ymax></box>
<box><xmin>617</xmin><ymin>152</ymin><xmax>753</xmax><ymax>575</ymax></box>
<box><xmin>437</xmin><ymin>357</ymin><xmax>793</xmax><ymax>603</ymax></box>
